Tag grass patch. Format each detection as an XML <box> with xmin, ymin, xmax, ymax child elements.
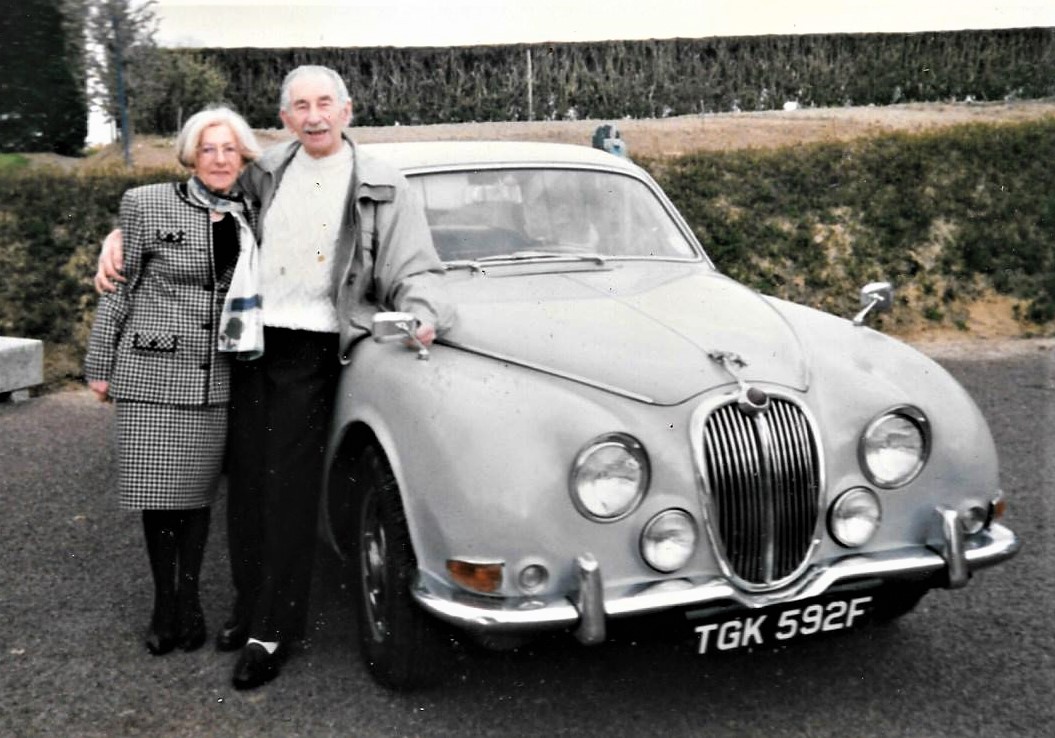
<box><xmin>0</xmin><ymin>153</ymin><xmax>30</xmax><ymax>174</ymax></box>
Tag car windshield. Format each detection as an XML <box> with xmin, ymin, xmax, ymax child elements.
<box><xmin>408</xmin><ymin>168</ymin><xmax>700</xmax><ymax>263</ymax></box>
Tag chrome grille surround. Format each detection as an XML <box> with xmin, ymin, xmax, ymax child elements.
<box><xmin>690</xmin><ymin>389</ymin><xmax>824</xmax><ymax>591</ymax></box>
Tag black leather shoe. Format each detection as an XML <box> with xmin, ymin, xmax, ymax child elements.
<box><xmin>215</xmin><ymin>616</ymin><xmax>250</xmax><ymax>652</ymax></box>
<box><xmin>145</xmin><ymin>613</ymin><xmax>178</xmax><ymax>656</ymax></box>
<box><xmin>177</xmin><ymin>605</ymin><xmax>207</xmax><ymax>652</ymax></box>
<box><xmin>231</xmin><ymin>643</ymin><xmax>284</xmax><ymax>690</ymax></box>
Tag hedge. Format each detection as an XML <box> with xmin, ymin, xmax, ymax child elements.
<box><xmin>2</xmin><ymin>117</ymin><xmax>1053</xmax><ymax>392</ymax></box>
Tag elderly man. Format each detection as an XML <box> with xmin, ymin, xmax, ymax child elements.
<box><xmin>96</xmin><ymin>65</ymin><xmax>450</xmax><ymax>690</ymax></box>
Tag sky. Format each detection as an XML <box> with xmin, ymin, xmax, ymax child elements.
<box><xmin>152</xmin><ymin>0</ymin><xmax>1055</xmax><ymax>48</ymax></box>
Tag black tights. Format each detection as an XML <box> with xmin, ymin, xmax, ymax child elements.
<box><xmin>142</xmin><ymin>508</ymin><xmax>211</xmax><ymax>625</ymax></box>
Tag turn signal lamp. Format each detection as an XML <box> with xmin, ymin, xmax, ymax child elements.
<box><xmin>447</xmin><ymin>559</ymin><xmax>503</xmax><ymax>594</ymax></box>
<box><xmin>991</xmin><ymin>494</ymin><xmax>1008</xmax><ymax>521</ymax></box>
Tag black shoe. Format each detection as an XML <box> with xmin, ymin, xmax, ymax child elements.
<box><xmin>145</xmin><ymin>612</ymin><xmax>178</xmax><ymax>656</ymax></box>
<box><xmin>231</xmin><ymin>643</ymin><xmax>284</xmax><ymax>690</ymax></box>
<box><xmin>215</xmin><ymin>616</ymin><xmax>250</xmax><ymax>652</ymax></box>
<box><xmin>177</xmin><ymin>605</ymin><xmax>207</xmax><ymax>652</ymax></box>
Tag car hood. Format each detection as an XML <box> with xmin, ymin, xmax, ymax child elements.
<box><xmin>441</xmin><ymin>262</ymin><xmax>809</xmax><ymax>404</ymax></box>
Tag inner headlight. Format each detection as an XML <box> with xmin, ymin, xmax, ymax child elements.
<box><xmin>859</xmin><ymin>408</ymin><xmax>929</xmax><ymax>488</ymax></box>
<box><xmin>641</xmin><ymin>509</ymin><xmax>697</xmax><ymax>572</ymax></box>
<box><xmin>570</xmin><ymin>434</ymin><xmax>649</xmax><ymax>521</ymax></box>
<box><xmin>829</xmin><ymin>487</ymin><xmax>882</xmax><ymax>547</ymax></box>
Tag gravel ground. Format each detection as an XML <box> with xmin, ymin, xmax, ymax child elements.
<box><xmin>1</xmin><ymin>337</ymin><xmax>1051</xmax><ymax>737</ymax></box>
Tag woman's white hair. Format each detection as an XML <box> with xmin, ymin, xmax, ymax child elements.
<box><xmin>175</xmin><ymin>106</ymin><xmax>262</xmax><ymax>168</ymax></box>
<box><xmin>279</xmin><ymin>65</ymin><xmax>350</xmax><ymax>111</ymax></box>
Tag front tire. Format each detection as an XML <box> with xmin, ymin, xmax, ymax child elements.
<box><xmin>348</xmin><ymin>446</ymin><xmax>450</xmax><ymax>690</ymax></box>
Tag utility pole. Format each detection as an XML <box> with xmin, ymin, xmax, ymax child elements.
<box><xmin>526</xmin><ymin>47</ymin><xmax>534</xmax><ymax>121</ymax></box>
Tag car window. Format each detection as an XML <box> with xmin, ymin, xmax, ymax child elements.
<box><xmin>409</xmin><ymin>169</ymin><xmax>699</xmax><ymax>262</ymax></box>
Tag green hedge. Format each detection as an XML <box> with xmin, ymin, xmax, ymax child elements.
<box><xmin>646</xmin><ymin>117</ymin><xmax>1055</xmax><ymax>327</ymax></box>
<box><xmin>2</xmin><ymin>118</ymin><xmax>1053</xmax><ymax>392</ymax></box>
<box><xmin>162</xmin><ymin>28</ymin><xmax>1055</xmax><ymax>131</ymax></box>
<box><xmin>0</xmin><ymin>166</ymin><xmax>177</xmax><ymax>389</ymax></box>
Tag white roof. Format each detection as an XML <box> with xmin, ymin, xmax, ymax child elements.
<box><xmin>358</xmin><ymin>140</ymin><xmax>641</xmax><ymax>174</ymax></box>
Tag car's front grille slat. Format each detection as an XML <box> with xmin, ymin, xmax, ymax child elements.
<box><xmin>702</xmin><ymin>397</ymin><xmax>820</xmax><ymax>587</ymax></box>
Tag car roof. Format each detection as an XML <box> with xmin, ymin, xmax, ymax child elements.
<box><xmin>358</xmin><ymin>140</ymin><xmax>642</xmax><ymax>174</ymax></box>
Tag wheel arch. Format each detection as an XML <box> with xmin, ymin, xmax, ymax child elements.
<box><xmin>323</xmin><ymin>420</ymin><xmax>383</xmax><ymax>560</ymax></box>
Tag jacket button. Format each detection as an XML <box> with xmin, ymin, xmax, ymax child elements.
<box><xmin>203</xmin><ymin>284</ymin><xmax>213</xmax><ymax>292</ymax></box>
<box><xmin>201</xmin><ymin>322</ymin><xmax>211</xmax><ymax>329</ymax></box>
<box><xmin>200</xmin><ymin>363</ymin><xmax>210</xmax><ymax>370</ymax></box>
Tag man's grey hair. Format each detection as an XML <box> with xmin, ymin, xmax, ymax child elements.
<box><xmin>279</xmin><ymin>65</ymin><xmax>351</xmax><ymax>111</ymax></box>
<box><xmin>175</xmin><ymin>105</ymin><xmax>262</xmax><ymax>168</ymax></box>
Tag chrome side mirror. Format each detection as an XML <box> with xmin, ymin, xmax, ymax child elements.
<box><xmin>852</xmin><ymin>281</ymin><xmax>894</xmax><ymax>326</ymax></box>
<box><xmin>372</xmin><ymin>311</ymin><xmax>429</xmax><ymax>361</ymax></box>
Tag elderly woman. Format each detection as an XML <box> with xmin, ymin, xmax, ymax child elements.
<box><xmin>84</xmin><ymin>106</ymin><xmax>261</xmax><ymax>656</ymax></box>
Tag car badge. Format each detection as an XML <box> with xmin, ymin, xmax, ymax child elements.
<box><xmin>708</xmin><ymin>350</ymin><xmax>770</xmax><ymax>416</ymax></box>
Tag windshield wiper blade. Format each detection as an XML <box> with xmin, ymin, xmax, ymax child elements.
<box><xmin>476</xmin><ymin>250</ymin><xmax>608</xmax><ymax>265</ymax></box>
<box><xmin>444</xmin><ymin>259</ymin><xmax>485</xmax><ymax>272</ymax></box>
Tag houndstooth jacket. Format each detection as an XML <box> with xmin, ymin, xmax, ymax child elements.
<box><xmin>84</xmin><ymin>182</ymin><xmax>240</xmax><ymax>405</ymax></box>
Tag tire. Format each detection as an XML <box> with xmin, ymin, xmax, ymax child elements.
<box><xmin>348</xmin><ymin>446</ymin><xmax>451</xmax><ymax>690</ymax></box>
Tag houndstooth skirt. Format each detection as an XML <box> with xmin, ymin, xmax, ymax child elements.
<box><xmin>114</xmin><ymin>401</ymin><xmax>227</xmax><ymax>510</ymax></box>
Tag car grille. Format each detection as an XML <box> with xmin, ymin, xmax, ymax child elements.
<box><xmin>701</xmin><ymin>397</ymin><xmax>820</xmax><ymax>586</ymax></box>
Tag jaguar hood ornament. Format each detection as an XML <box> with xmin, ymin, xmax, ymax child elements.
<box><xmin>708</xmin><ymin>350</ymin><xmax>770</xmax><ymax>415</ymax></box>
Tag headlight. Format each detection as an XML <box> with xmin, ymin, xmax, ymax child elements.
<box><xmin>859</xmin><ymin>408</ymin><xmax>929</xmax><ymax>488</ymax></box>
<box><xmin>828</xmin><ymin>487</ymin><xmax>882</xmax><ymax>547</ymax></box>
<box><xmin>570</xmin><ymin>434</ymin><xmax>649</xmax><ymax>521</ymax></box>
<box><xmin>641</xmin><ymin>509</ymin><xmax>697</xmax><ymax>572</ymax></box>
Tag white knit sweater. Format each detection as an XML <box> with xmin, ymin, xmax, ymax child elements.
<box><xmin>259</xmin><ymin>142</ymin><xmax>353</xmax><ymax>333</ymax></box>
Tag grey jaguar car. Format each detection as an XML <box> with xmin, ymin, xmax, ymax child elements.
<box><xmin>321</xmin><ymin>141</ymin><xmax>1020</xmax><ymax>689</ymax></box>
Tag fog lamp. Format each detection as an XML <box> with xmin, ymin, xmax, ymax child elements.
<box><xmin>641</xmin><ymin>509</ymin><xmax>697</xmax><ymax>572</ymax></box>
<box><xmin>447</xmin><ymin>559</ymin><xmax>503</xmax><ymax>594</ymax></box>
<box><xmin>829</xmin><ymin>487</ymin><xmax>882</xmax><ymax>547</ymax></box>
<box><xmin>991</xmin><ymin>495</ymin><xmax>1008</xmax><ymax>521</ymax></box>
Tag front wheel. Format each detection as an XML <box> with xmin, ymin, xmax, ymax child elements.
<box><xmin>348</xmin><ymin>446</ymin><xmax>452</xmax><ymax>690</ymax></box>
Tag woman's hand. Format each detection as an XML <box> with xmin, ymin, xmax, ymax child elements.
<box><xmin>88</xmin><ymin>380</ymin><xmax>110</xmax><ymax>402</ymax></box>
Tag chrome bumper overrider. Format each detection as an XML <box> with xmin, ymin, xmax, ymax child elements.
<box><xmin>411</xmin><ymin>520</ymin><xmax>1020</xmax><ymax>645</ymax></box>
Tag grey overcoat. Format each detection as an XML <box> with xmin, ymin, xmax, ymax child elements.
<box><xmin>241</xmin><ymin>134</ymin><xmax>453</xmax><ymax>363</ymax></box>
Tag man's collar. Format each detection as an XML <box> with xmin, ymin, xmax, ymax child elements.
<box><xmin>256</xmin><ymin>130</ymin><xmax>398</xmax><ymax>188</ymax></box>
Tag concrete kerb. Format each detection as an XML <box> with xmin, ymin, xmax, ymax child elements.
<box><xmin>0</xmin><ymin>337</ymin><xmax>44</xmax><ymax>402</ymax></box>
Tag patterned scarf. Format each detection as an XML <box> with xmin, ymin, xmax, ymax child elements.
<box><xmin>186</xmin><ymin>176</ymin><xmax>264</xmax><ymax>360</ymax></box>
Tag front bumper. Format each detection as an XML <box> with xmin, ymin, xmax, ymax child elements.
<box><xmin>412</xmin><ymin>520</ymin><xmax>1020</xmax><ymax>644</ymax></box>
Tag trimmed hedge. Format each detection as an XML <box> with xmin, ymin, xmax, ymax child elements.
<box><xmin>0</xmin><ymin>166</ymin><xmax>178</xmax><ymax>389</ymax></box>
<box><xmin>647</xmin><ymin>117</ymin><xmax>1055</xmax><ymax>327</ymax></box>
<box><xmin>2</xmin><ymin>117</ymin><xmax>1053</xmax><ymax>391</ymax></box>
<box><xmin>158</xmin><ymin>28</ymin><xmax>1055</xmax><ymax>131</ymax></box>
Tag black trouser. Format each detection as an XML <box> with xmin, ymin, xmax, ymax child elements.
<box><xmin>226</xmin><ymin>327</ymin><xmax>340</xmax><ymax>643</ymax></box>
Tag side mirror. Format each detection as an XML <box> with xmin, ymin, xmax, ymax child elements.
<box><xmin>853</xmin><ymin>281</ymin><xmax>894</xmax><ymax>327</ymax></box>
<box><xmin>372</xmin><ymin>312</ymin><xmax>429</xmax><ymax>360</ymax></box>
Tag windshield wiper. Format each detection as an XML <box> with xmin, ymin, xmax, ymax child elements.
<box><xmin>445</xmin><ymin>251</ymin><xmax>608</xmax><ymax>272</ymax></box>
<box><xmin>481</xmin><ymin>250</ymin><xmax>607</xmax><ymax>265</ymax></box>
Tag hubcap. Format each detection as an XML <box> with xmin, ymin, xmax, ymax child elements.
<box><xmin>360</xmin><ymin>494</ymin><xmax>389</xmax><ymax>640</ymax></box>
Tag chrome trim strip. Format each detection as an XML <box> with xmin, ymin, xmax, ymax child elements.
<box><xmin>410</xmin><ymin>523</ymin><xmax>1020</xmax><ymax>634</ymax></box>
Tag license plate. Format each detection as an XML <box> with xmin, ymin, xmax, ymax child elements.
<box><xmin>690</xmin><ymin>596</ymin><xmax>873</xmax><ymax>655</ymax></box>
